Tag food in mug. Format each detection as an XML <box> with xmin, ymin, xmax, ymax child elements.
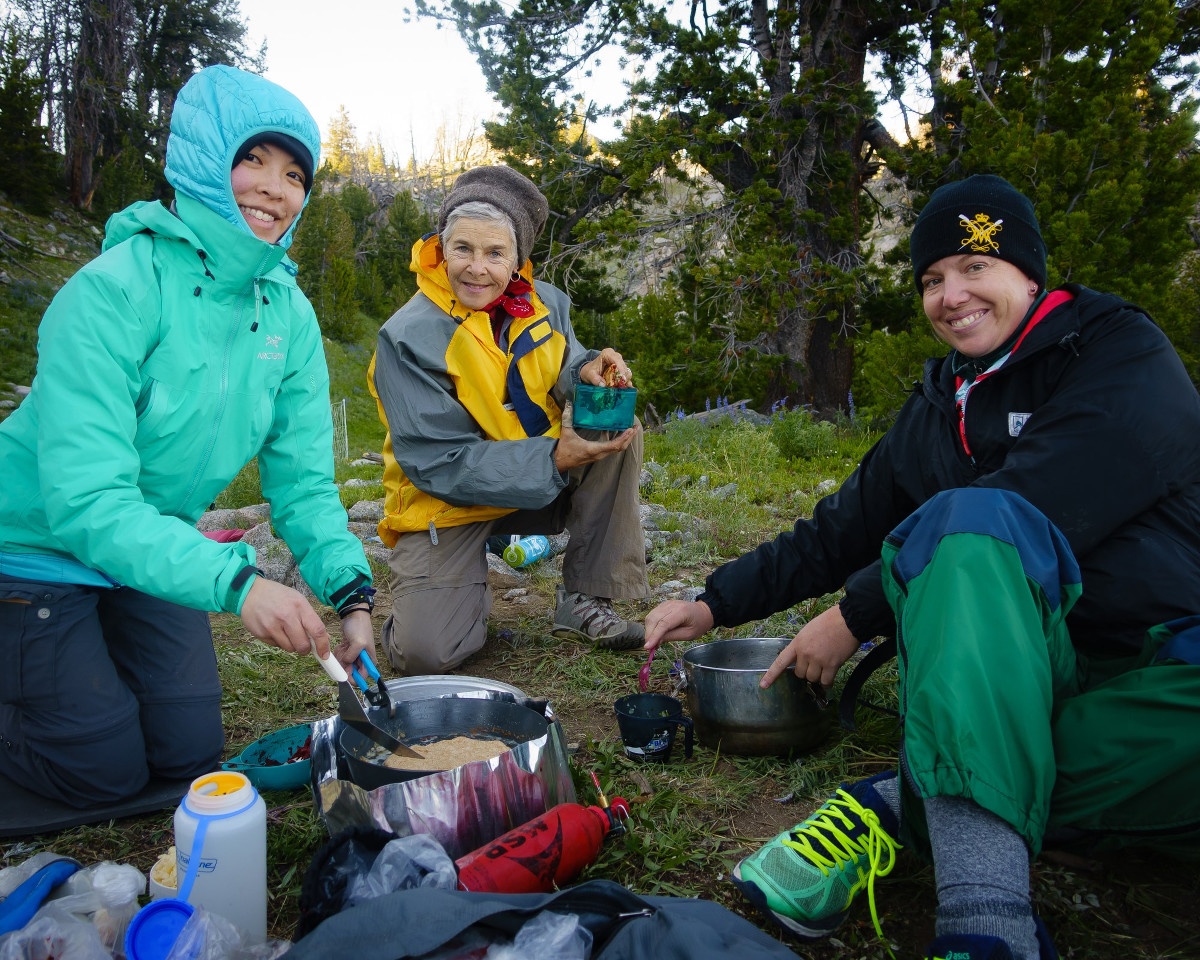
<box><xmin>602</xmin><ymin>361</ymin><xmax>631</xmax><ymax>388</ymax></box>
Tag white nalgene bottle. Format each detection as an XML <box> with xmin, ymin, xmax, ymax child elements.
<box><xmin>174</xmin><ymin>770</ymin><xmax>267</xmax><ymax>942</ymax></box>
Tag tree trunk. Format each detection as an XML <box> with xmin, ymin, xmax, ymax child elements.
<box><xmin>63</xmin><ymin>0</ymin><xmax>135</xmax><ymax>209</ymax></box>
<box><xmin>760</xmin><ymin>4</ymin><xmax>873</xmax><ymax>414</ymax></box>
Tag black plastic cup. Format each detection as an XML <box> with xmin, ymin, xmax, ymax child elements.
<box><xmin>613</xmin><ymin>693</ymin><xmax>694</xmax><ymax>762</ymax></box>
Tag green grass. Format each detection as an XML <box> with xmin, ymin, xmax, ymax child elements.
<box><xmin>323</xmin><ymin>333</ymin><xmax>388</xmax><ymax>460</ymax></box>
<box><xmin>6</xmin><ymin>376</ymin><xmax>1199</xmax><ymax>959</ymax></box>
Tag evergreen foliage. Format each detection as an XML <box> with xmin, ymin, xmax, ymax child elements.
<box><xmin>6</xmin><ymin>0</ymin><xmax>253</xmax><ymax>210</ymax></box>
<box><xmin>897</xmin><ymin>0</ymin><xmax>1200</xmax><ymax>332</ymax></box>
<box><xmin>289</xmin><ymin>164</ymin><xmax>436</xmax><ymax>344</ymax></box>
<box><xmin>2</xmin><ymin>2</ymin><xmax>1198</xmax><ymax>426</ymax></box>
<box><xmin>857</xmin><ymin>0</ymin><xmax>1200</xmax><ymax>402</ymax></box>
<box><xmin>0</xmin><ymin>32</ymin><xmax>60</xmax><ymax>215</ymax></box>
<box><xmin>372</xmin><ymin>190</ymin><xmax>434</xmax><ymax>311</ymax></box>
<box><xmin>291</xmin><ymin>175</ymin><xmax>362</xmax><ymax>342</ymax></box>
<box><xmin>410</xmin><ymin>0</ymin><xmax>936</xmax><ymax>413</ymax></box>
<box><xmin>852</xmin><ymin>326</ymin><xmax>943</xmax><ymax>425</ymax></box>
<box><xmin>91</xmin><ymin>133</ymin><xmax>165</xmax><ymax>222</ymax></box>
<box><xmin>411</xmin><ymin>0</ymin><xmax>1200</xmax><ymax>414</ymax></box>
<box><xmin>1163</xmin><ymin>250</ymin><xmax>1200</xmax><ymax>382</ymax></box>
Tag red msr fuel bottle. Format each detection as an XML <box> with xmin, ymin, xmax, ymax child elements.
<box><xmin>455</xmin><ymin>798</ymin><xmax>630</xmax><ymax>894</ymax></box>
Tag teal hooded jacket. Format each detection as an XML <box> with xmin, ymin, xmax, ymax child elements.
<box><xmin>0</xmin><ymin>65</ymin><xmax>370</xmax><ymax>614</ymax></box>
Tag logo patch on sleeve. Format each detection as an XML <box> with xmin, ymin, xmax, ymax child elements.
<box><xmin>1008</xmin><ymin>412</ymin><xmax>1031</xmax><ymax>437</ymax></box>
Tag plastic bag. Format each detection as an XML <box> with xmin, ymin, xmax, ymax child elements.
<box><xmin>0</xmin><ymin>859</ymin><xmax>143</xmax><ymax>960</ymax></box>
<box><xmin>344</xmin><ymin>834</ymin><xmax>458</xmax><ymax>904</ymax></box>
<box><xmin>0</xmin><ymin>856</ymin><xmax>80</xmax><ymax>938</ymax></box>
<box><xmin>165</xmin><ymin>907</ymin><xmax>289</xmax><ymax>960</ymax></box>
<box><xmin>296</xmin><ymin>828</ymin><xmax>459</xmax><ymax>939</ymax></box>
<box><xmin>414</xmin><ymin>912</ymin><xmax>591</xmax><ymax>960</ymax></box>
<box><xmin>486</xmin><ymin>912</ymin><xmax>591</xmax><ymax>960</ymax></box>
<box><xmin>46</xmin><ymin>862</ymin><xmax>144</xmax><ymax>957</ymax></box>
<box><xmin>0</xmin><ymin>854</ymin><xmax>70</xmax><ymax>902</ymax></box>
<box><xmin>0</xmin><ymin>910</ymin><xmax>110</xmax><ymax>960</ymax></box>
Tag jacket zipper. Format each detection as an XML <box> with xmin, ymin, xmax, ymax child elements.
<box><xmin>177</xmin><ymin>254</ymin><xmax>271</xmax><ymax>510</ymax></box>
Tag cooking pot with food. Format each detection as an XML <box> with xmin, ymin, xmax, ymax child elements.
<box><xmin>338</xmin><ymin>696</ymin><xmax>551</xmax><ymax>790</ymax></box>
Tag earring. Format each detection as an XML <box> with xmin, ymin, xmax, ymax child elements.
<box><xmin>511</xmin><ymin>271</ymin><xmax>521</xmax><ymax>281</ymax></box>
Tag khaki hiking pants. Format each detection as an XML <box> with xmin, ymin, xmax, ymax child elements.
<box><xmin>381</xmin><ymin>428</ymin><xmax>649</xmax><ymax>675</ymax></box>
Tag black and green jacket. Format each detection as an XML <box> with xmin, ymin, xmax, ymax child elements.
<box><xmin>700</xmin><ymin>285</ymin><xmax>1200</xmax><ymax>657</ymax></box>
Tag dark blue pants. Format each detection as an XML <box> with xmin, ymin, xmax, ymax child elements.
<box><xmin>0</xmin><ymin>577</ymin><xmax>223</xmax><ymax>807</ymax></box>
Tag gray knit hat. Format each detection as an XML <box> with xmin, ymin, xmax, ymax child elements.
<box><xmin>910</xmin><ymin>174</ymin><xmax>1046</xmax><ymax>292</ymax></box>
<box><xmin>439</xmin><ymin>165</ymin><xmax>549</xmax><ymax>267</ymax></box>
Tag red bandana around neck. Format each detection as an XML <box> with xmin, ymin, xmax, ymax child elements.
<box><xmin>487</xmin><ymin>276</ymin><xmax>535</xmax><ymax>320</ymax></box>
<box><xmin>485</xmin><ymin>276</ymin><xmax>534</xmax><ymax>345</ymax></box>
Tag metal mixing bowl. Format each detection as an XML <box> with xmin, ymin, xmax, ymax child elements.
<box><xmin>682</xmin><ymin>637</ymin><xmax>830</xmax><ymax>756</ymax></box>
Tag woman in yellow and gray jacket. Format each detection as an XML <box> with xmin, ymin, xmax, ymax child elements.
<box><xmin>0</xmin><ymin>66</ymin><xmax>374</xmax><ymax>809</ymax></box>
<box><xmin>370</xmin><ymin>165</ymin><xmax>649</xmax><ymax>675</ymax></box>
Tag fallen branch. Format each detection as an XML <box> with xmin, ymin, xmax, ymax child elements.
<box><xmin>0</xmin><ymin>228</ymin><xmax>89</xmax><ymax>262</ymax></box>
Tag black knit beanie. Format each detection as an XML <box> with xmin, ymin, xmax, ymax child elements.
<box><xmin>910</xmin><ymin>174</ymin><xmax>1046</xmax><ymax>292</ymax></box>
<box><xmin>439</xmin><ymin>165</ymin><xmax>549</xmax><ymax>267</ymax></box>
<box><xmin>232</xmin><ymin>132</ymin><xmax>315</xmax><ymax>194</ymax></box>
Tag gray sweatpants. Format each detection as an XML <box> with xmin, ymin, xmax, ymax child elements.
<box><xmin>0</xmin><ymin>576</ymin><xmax>223</xmax><ymax>807</ymax></box>
<box><xmin>382</xmin><ymin>428</ymin><xmax>650</xmax><ymax>675</ymax></box>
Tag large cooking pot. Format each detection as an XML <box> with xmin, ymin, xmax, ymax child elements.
<box><xmin>338</xmin><ymin>696</ymin><xmax>550</xmax><ymax>790</ymax></box>
<box><xmin>682</xmin><ymin>637</ymin><xmax>830</xmax><ymax>756</ymax></box>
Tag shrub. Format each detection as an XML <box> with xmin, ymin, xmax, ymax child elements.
<box><xmin>852</xmin><ymin>326</ymin><xmax>943</xmax><ymax>425</ymax></box>
<box><xmin>770</xmin><ymin>408</ymin><xmax>839</xmax><ymax>460</ymax></box>
<box><xmin>0</xmin><ymin>34</ymin><xmax>60</xmax><ymax>216</ymax></box>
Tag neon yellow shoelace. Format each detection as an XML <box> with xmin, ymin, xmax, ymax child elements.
<box><xmin>782</xmin><ymin>789</ymin><xmax>901</xmax><ymax>948</ymax></box>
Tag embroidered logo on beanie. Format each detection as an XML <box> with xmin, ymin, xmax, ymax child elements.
<box><xmin>958</xmin><ymin>213</ymin><xmax>1004</xmax><ymax>254</ymax></box>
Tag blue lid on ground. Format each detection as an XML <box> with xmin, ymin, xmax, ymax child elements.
<box><xmin>125</xmin><ymin>897</ymin><xmax>195</xmax><ymax>960</ymax></box>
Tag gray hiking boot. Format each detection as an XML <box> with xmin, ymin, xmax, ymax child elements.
<box><xmin>550</xmin><ymin>585</ymin><xmax>645</xmax><ymax>650</ymax></box>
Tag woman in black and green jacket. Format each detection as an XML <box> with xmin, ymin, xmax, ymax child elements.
<box><xmin>644</xmin><ymin>175</ymin><xmax>1200</xmax><ymax>960</ymax></box>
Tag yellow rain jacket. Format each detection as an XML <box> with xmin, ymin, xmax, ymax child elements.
<box><xmin>369</xmin><ymin>235</ymin><xmax>596</xmax><ymax>546</ymax></box>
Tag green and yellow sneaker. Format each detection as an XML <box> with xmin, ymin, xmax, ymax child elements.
<box><xmin>732</xmin><ymin>772</ymin><xmax>901</xmax><ymax>939</ymax></box>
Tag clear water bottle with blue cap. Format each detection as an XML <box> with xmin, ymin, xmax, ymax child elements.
<box><xmin>503</xmin><ymin>535</ymin><xmax>551</xmax><ymax>568</ymax></box>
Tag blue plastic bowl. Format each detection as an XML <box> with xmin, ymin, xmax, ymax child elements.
<box><xmin>221</xmin><ymin>722</ymin><xmax>313</xmax><ymax>791</ymax></box>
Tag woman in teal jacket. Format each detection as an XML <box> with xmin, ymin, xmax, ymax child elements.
<box><xmin>0</xmin><ymin>65</ymin><xmax>374</xmax><ymax>808</ymax></box>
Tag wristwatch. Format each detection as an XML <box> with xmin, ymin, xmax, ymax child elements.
<box><xmin>335</xmin><ymin>584</ymin><xmax>376</xmax><ymax>617</ymax></box>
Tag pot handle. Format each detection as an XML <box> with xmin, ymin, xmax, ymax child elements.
<box><xmin>672</xmin><ymin>715</ymin><xmax>694</xmax><ymax>760</ymax></box>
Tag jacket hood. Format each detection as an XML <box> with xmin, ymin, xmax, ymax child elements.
<box><xmin>102</xmin><ymin>198</ymin><xmax>197</xmax><ymax>251</ymax></box>
<box><xmin>102</xmin><ymin>195</ymin><xmax>290</xmax><ymax>285</ymax></box>
<box><xmin>410</xmin><ymin>232</ymin><xmax>535</xmax><ymax>317</ymax></box>
<box><xmin>165</xmin><ymin>64</ymin><xmax>320</xmax><ymax>252</ymax></box>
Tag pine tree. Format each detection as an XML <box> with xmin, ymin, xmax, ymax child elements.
<box><xmin>323</xmin><ymin>107</ymin><xmax>362</xmax><ymax>179</ymax></box>
<box><xmin>6</xmin><ymin>0</ymin><xmax>250</xmax><ymax>209</ymax></box>
<box><xmin>413</xmin><ymin>0</ymin><xmax>927</xmax><ymax>411</ymax></box>
<box><xmin>0</xmin><ymin>33</ymin><xmax>59</xmax><ymax>215</ymax></box>
<box><xmin>910</xmin><ymin>0</ymin><xmax>1200</xmax><ymax>324</ymax></box>
<box><xmin>291</xmin><ymin>180</ymin><xmax>362</xmax><ymax>342</ymax></box>
<box><xmin>371</xmin><ymin>190</ymin><xmax>433</xmax><ymax>310</ymax></box>
<box><xmin>414</xmin><ymin>0</ymin><xmax>1200</xmax><ymax>412</ymax></box>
